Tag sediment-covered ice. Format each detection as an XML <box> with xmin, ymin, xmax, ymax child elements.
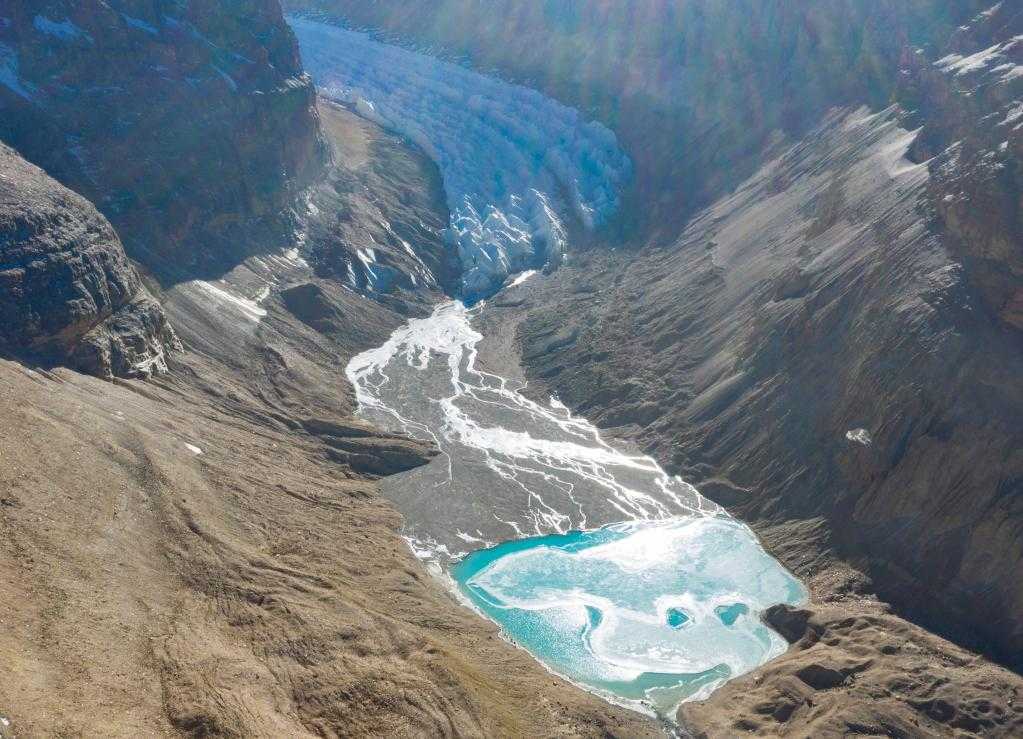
<box><xmin>289</xmin><ymin>17</ymin><xmax>631</xmax><ymax>299</ymax></box>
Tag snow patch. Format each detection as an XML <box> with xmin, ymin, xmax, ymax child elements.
<box><xmin>936</xmin><ymin>36</ymin><xmax>1023</xmax><ymax>83</ymax></box>
<box><xmin>184</xmin><ymin>443</ymin><xmax>203</xmax><ymax>456</ymax></box>
<box><xmin>846</xmin><ymin>428</ymin><xmax>873</xmax><ymax>446</ymax></box>
<box><xmin>880</xmin><ymin>128</ymin><xmax>929</xmax><ymax>178</ymax></box>
<box><xmin>212</xmin><ymin>65</ymin><xmax>237</xmax><ymax>91</ymax></box>
<box><xmin>121</xmin><ymin>13</ymin><xmax>158</xmax><ymax>35</ymax></box>
<box><xmin>506</xmin><ymin>269</ymin><xmax>539</xmax><ymax>289</ymax></box>
<box><xmin>1003</xmin><ymin>102</ymin><xmax>1023</xmax><ymax>127</ymax></box>
<box><xmin>289</xmin><ymin>17</ymin><xmax>630</xmax><ymax>299</ymax></box>
<box><xmin>191</xmin><ymin>280</ymin><xmax>267</xmax><ymax>322</ymax></box>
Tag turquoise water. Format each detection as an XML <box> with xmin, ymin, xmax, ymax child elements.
<box><xmin>453</xmin><ymin>517</ymin><xmax>806</xmax><ymax>715</ymax></box>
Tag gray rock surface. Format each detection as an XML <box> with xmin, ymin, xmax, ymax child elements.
<box><xmin>0</xmin><ymin>143</ymin><xmax>177</xmax><ymax>379</ymax></box>
<box><xmin>0</xmin><ymin>0</ymin><xmax>327</xmax><ymax>280</ymax></box>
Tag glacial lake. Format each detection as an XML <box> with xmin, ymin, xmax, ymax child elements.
<box><xmin>453</xmin><ymin>517</ymin><xmax>806</xmax><ymax>715</ymax></box>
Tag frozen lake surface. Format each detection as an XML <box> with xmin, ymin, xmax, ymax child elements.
<box><xmin>453</xmin><ymin>518</ymin><xmax>804</xmax><ymax>714</ymax></box>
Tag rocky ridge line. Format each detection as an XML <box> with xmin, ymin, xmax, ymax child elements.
<box><xmin>0</xmin><ymin>142</ymin><xmax>178</xmax><ymax>379</ymax></box>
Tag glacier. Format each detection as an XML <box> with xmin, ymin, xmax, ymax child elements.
<box><xmin>289</xmin><ymin>16</ymin><xmax>631</xmax><ymax>299</ymax></box>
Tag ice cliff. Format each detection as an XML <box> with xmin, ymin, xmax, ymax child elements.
<box><xmin>289</xmin><ymin>16</ymin><xmax>631</xmax><ymax>300</ymax></box>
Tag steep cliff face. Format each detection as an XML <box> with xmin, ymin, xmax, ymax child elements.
<box><xmin>903</xmin><ymin>2</ymin><xmax>1023</xmax><ymax>331</ymax></box>
<box><xmin>0</xmin><ymin>0</ymin><xmax>327</xmax><ymax>279</ymax></box>
<box><xmin>0</xmin><ymin>143</ymin><xmax>177</xmax><ymax>379</ymax></box>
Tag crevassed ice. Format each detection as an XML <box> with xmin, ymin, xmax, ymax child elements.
<box><xmin>289</xmin><ymin>16</ymin><xmax>631</xmax><ymax>299</ymax></box>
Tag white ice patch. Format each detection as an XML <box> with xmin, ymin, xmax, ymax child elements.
<box><xmin>846</xmin><ymin>428</ymin><xmax>873</xmax><ymax>446</ymax></box>
<box><xmin>289</xmin><ymin>17</ymin><xmax>631</xmax><ymax>299</ymax></box>
<box><xmin>190</xmin><ymin>280</ymin><xmax>267</xmax><ymax>322</ymax></box>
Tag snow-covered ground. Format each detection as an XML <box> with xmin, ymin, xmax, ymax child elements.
<box><xmin>289</xmin><ymin>17</ymin><xmax>631</xmax><ymax>299</ymax></box>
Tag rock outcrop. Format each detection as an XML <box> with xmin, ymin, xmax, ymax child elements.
<box><xmin>680</xmin><ymin>603</ymin><xmax>1023</xmax><ymax>737</ymax></box>
<box><xmin>0</xmin><ymin>0</ymin><xmax>328</xmax><ymax>280</ymax></box>
<box><xmin>903</xmin><ymin>2</ymin><xmax>1023</xmax><ymax>331</ymax></box>
<box><xmin>0</xmin><ymin>143</ymin><xmax>177</xmax><ymax>379</ymax></box>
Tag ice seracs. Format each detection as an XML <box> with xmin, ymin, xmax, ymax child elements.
<box><xmin>289</xmin><ymin>17</ymin><xmax>631</xmax><ymax>300</ymax></box>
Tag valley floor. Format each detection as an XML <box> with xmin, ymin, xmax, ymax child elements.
<box><xmin>3</xmin><ymin>86</ymin><xmax>1022</xmax><ymax>739</ymax></box>
<box><xmin>0</xmin><ymin>103</ymin><xmax>657</xmax><ymax>738</ymax></box>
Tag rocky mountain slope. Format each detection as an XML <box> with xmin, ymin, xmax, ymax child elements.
<box><xmin>491</xmin><ymin>103</ymin><xmax>1023</xmax><ymax>735</ymax></box>
<box><xmin>0</xmin><ymin>143</ymin><xmax>178</xmax><ymax>379</ymax></box>
<box><xmin>0</xmin><ymin>0</ymin><xmax>327</xmax><ymax>279</ymax></box>
<box><xmin>0</xmin><ymin>91</ymin><xmax>657</xmax><ymax>739</ymax></box>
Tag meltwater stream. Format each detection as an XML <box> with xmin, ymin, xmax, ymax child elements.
<box><xmin>293</xmin><ymin>15</ymin><xmax>805</xmax><ymax>718</ymax></box>
<box><xmin>346</xmin><ymin>299</ymin><xmax>806</xmax><ymax>716</ymax></box>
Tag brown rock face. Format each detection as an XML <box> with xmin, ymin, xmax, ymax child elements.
<box><xmin>0</xmin><ymin>143</ymin><xmax>177</xmax><ymax>379</ymax></box>
<box><xmin>680</xmin><ymin>603</ymin><xmax>1023</xmax><ymax>737</ymax></box>
<box><xmin>0</xmin><ymin>0</ymin><xmax>327</xmax><ymax>280</ymax></box>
